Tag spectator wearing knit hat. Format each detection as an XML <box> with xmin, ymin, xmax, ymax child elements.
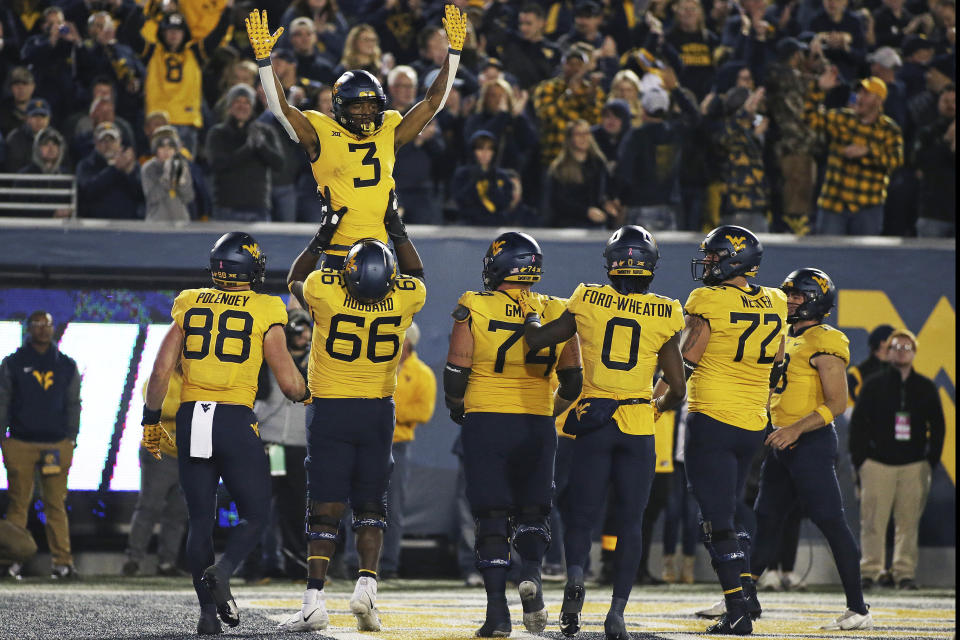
<box><xmin>808</xmin><ymin>74</ymin><xmax>903</xmax><ymax>235</ymax></box>
<box><xmin>205</xmin><ymin>83</ymin><xmax>283</xmax><ymax>222</ymax></box>
<box><xmin>15</xmin><ymin>127</ymin><xmax>72</xmax><ymax>218</ymax></box>
<box><xmin>141</xmin><ymin>126</ymin><xmax>194</xmax><ymax>223</ymax></box>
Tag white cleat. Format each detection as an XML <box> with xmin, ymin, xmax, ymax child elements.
<box><xmin>820</xmin><ymin>609</ymin><xmax>874</xmax><ymax>630</ymax></box>
<box><xmin>781</xmin><ymin>571</ymin><xmax>807</xmax><ymax>591</ymax></box>
<box><xmin>350</xmin><ymin>576</ymin><xmax>382</xmax><ymax>631</ymax></box>
<box><xmin>695</xmin><ymin>599</ymin><xmax>727</xmax><ymax>619</ymax></box>
<box><xmin>757</xmin><ymin>570</ymin><xmax>784</xmax><ymax>592</ymax></box>
<box><xmin>278</xmin><ymin>589</ymin><xmax>329</xmax><ymax>632</ymax></box>
<box><xmin>518</xmin><ymin>580</ymin><xmax>548</xmax><ymax>633</ymax></box>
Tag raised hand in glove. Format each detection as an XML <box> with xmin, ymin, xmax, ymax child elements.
<box><xmin>308</xmin><ymin>185</ymin><xmax>348</xmax><ymax>254</ymax></box>
<box><xmin>383</xmin><ymin>189</ymin><xmax>409</xmax><ymax>246</ymax></box>
<box><xmin>246</xmin><ymin>9</ymin><xmax>284</xmax><ymax>61</ymax></box>
<box><xmin>142</xmin><ymin>409</ymin><xmax>175</xmax><ymax>460</ymax></box>
<box><xmin>442</xmin><ymin>4</ymin><xmax>467</xmax><ymax>52</ymax></box>
<box><xmin>515</xmin><ymin>288</ymin><xmax>537</xmax><ymax>320</ymax></box>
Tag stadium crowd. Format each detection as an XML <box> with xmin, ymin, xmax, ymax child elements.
<box><xmin>0</xmin><ymin>0</ymin><xmax>955</xmax><ymax>235</ymax></box>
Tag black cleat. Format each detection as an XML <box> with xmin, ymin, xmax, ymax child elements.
<box><xmin>201</xmin><ymin>565</ymin><xmax>239</xmax><ymax>628</ymax></box>
<box><xmin>196</xmin><ymin>611</ymin><xmax>223</xmax><ymax>635</ymax></box>
<box><xmin>476</xmin><ymin>599</ymin><xmax>511</xmax><ymax>637</ymax></box>
<box><xmin>746</xmin><ymin>592</ymin><xmax>762</xmax><ymax>620</ymax></box>
<box><xmin>559</xmin><ymin>580</ymin><xmax>586</xmax><ymax>637</ymax></box>
<box><xmin>706</xmin><ymin>612</ymin><xmax>753</xmax><ymax>635</ymax></box>
<box><xmin>604</xmin><ymin>610</ymin><xmax>629</xmax><ymax>640</ymax></box>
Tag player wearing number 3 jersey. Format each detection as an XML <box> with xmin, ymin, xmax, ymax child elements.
<box><xmin>281</xmin><ymin>231</ymin><xmax>425</xmax><ymax>634</ymax></box>
<box><xmin>521</xmin><ymin>226</ymin><xmax>686</xmax><ymax>640</ymax></box>
<box><xmin>444</xmin><ymin>232</ymin><xmax>582</xmax><ymax>638</ymax></box>
<box><xmin>142</xmin><ymin>232</ymin><xmax>309</xmax><ymax>635</ymax></box>
<box><xmin>655</xmin><ymin>225</ymin><xmax>787</xmax><ymax>636</ymax></box>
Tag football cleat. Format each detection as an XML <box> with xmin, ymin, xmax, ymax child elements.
<box><xmin>746</xmin><ymin>592</ymin><xmax>762</xmax><ymax>620</ymax></box>
<box><xmin>7</xmin><ymin>563</ymin><xmax>23</xmax><ymax>580</ymax></box>
<box><xmin>518</xmin><ymin>580</ymin><xmax>547</xmax><ymax>633</ymax></box>
<box><xmin>696</xmin><ymin>600</ymin><xmax>727</xmax><ymax>619</ymax></box>
<box><xmin>349</xmin><ymin>576</ymin><xmax>382</xmax><ymax>631</ymax></box>
<box><xmin>820</xmin><ymin>609</ymin><xmax>874</xmax><ymax>630</ymax></box>
<box><xmin>705</xmin><ymin>612</ymin><xmax>753</xmax><ymax>635</ymax></box>
<box><xmin>559</xmin><ymin>579</ymin><xmax>585</xmax><ymax>637</ymax></box>
<box><xmin>476</xmin><ymin>598</ymin><xmax>511</xmax><ymax>637</ymax></box>
<box><xmin>197</xmin><ymin>611</ymin><xmax>223</xmax><ymax>635</ymax></box>
<box><xmin>278</xmin><ymin>590</ymin><xmax>329</xmax><ymax>632</ymax></box>
<box><xmin>756</xmin><ymin>570</ymin><xmax>783</xmax><ymax>592</ymax></box>
<box><xmin>51</xmin><ymin>564</ymin><xmax>79</xmax><ymax>580</ymax></box>
<box><xmin>604</xmin><ymin>611</ymin><xmax>629</xmax><ymax>640</ymax></box>
<box><xmin>201</xmin><ymin>565</ymin><xmax>239</xmax><ymax>627</ymax></box>
<box><xmin>781</xmin><ymin>571</ymin><xmax>807</xmax><ymax>591</ymax></box>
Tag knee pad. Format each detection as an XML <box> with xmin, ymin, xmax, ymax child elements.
<box><xmin>306</xmin><ymin>501</ymin><xmax>341</xmax><ymax>543</ymax></box>
<box><xmin>352</xmin><ymin>501</ymin><xmax>387</xmax><ymax>531</ymax></box>
<box><xmin>474</xmin><ymin>509</ymin><xmax>511</xmax><ymax>570</ymax></box>
<box><xmin>705</xmin><ymin>526</ymin><xmax>743</xmax><ymax>564</ymax></box>
<box><xmin>512</xmin><ymin>505</ymin><xmax>552</xmax><ymax>547</ymax></box>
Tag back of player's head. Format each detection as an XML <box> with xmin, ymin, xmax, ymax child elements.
<box><xmin>342</xmin><ymin>239</ymin><xmax>397</xmax><ymax>304</ymax></box>
<box><xmin>780</xmin><ymin>267</ymin><xmax>837</xmax><ymax>323</ymax></box>
<box><xmin>482</xmin><ymin>231</ymin><xmax>543</xmax><ymax>291</ymax></box>
<box><xmin>332</xmin><ymin>70</ymin><xmax>387</xmax><ymax>137</ymax></box>
<box><xmin>691</xmin><ymin>224</ymin><xmax>763</xmax><ymax>286</ymax></box>
<box><xmin>604</xmin><ymin>225</ymin><xmax>659</xmax><ymax>294</ymax></box>
<box><xmin>209</xmin><ymin>231</ymin><xmax>266</xmax><ymax>290</ymax></box>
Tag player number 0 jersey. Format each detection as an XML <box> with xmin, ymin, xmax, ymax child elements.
<box><xmin>303</xmin><ymin>110</ymin><xmax>402</xmax><ymax>253</ymax></box>
<box><xmin>171</xmin><ymin>288</ymin><xmax>288</xmax><ymax>408</ymax></box>
<box><xmin>684</xmin><ymin>284</ymin><xmax>788</xmax><ymax>431</ymax></box>
<box><xmin>566</xmin><ymin>283</ymin><xmax>683</xmax><ymax>435</ymax></box>
<box><xmin>304</xmin><ymin>269</ymin><xmax>426</xmax><ymax>399</ymax></box>
<box><xmin>770</xmin><ymin>324</ymin><xmax>850</xmax><ymax>427</ymax></box>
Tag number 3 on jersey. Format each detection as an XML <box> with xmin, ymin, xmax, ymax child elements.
<box><xmin>349</xmin><ymin>142</ymin><xmax>381</xmax><ymax>188</ymax></box>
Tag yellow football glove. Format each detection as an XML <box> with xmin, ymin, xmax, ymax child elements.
<box><xmin>516</xmin><ymin>288</ymin><xmax>536</xmax><ymax>318</ymax></box>
<box><xmin>442</xmin><ymin>4</ymin><xmax>467</xmax><ymax>52</ymax></box>
<box><xmin>246</xmin><ymin>9</ymin><xmax>284</xmax><ymax>61</ymax></box>
<box><xmin>142</xmin><ymin>422</ymin><xmax>175</xmax><ymax>460</ymax></box>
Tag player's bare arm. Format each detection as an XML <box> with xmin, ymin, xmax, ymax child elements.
<box><xmin>654</xmin><ymin>332</ymin><xmax>686</xmax><ymax>413</ymax></box>
<box><xmin>247</xmin><ymin>9</ymin><xmax>320</xmax><ymax>158</ymax></box>
<box><xmin>145</xmin><ymin>321</ymin><xmax>184</xmax><ymax>411</ymax></box>
<box><xmin>395</xmin><ymin>4</ymin><xmax>466</xmax><ymax>148</ymax></box>
<box><xmin>653</xmin><ymin>313</ymin><xmax>709</xmax><ymax>398</ymax></box>
<box><xmin>263</xmin><ymin>325</ymin><xmax>309</xmax><ymax>402</ymax></box>
<box><xmin>522</xmin><ymin>310</ymin><xmax>578</xmax><ymax>351</ymax></box>
<box><xmin>766</xmin><ymin>353</ymin><xmax>847</xmax><ymax>450</ymax></box>
<box><xmin>553</xmin><ymin>334</ymin><xmax>583</xmax><ymax>417</ymax></box>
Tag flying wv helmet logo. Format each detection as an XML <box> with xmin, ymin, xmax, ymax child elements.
<box><xmin>574</xmin><ymin>401</ymin><xmax>591</xmax><ymax>421</ymax></box>
<box><xmin>812</xmin><ymin>275</ymin><xmax>831</xmax><ymax>294</ymax></box>
<box><xmin>241</xmin><ymin>243</ymin><xmax>261</xmax><ymax>259</ymax></box>
<box><xmin>491</xmin><ymin>240</ymin><xmax>506</xmax><ymax>256</ymax></box>
<box><xmin>32</xmin><ymin>370</ymin><xmax>54</xmax><ymax>390</ymax></box>
<box><xmin>725</xmin><ymin>235</ymin><xmax>747</xmax><ymax>252</ymax></box>
<box><xmin>344</xmin><ymin>254</ymin><xmax>358</xmax><ymax>274</ymax></box>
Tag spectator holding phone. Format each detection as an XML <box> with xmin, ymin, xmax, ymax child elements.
<box><xmin>142</xmin><ymin>125</ymin><xmax>193</xmax><ymax>223</ymax></box>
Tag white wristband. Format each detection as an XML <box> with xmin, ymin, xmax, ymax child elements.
<box><xmin>258</xmin><ymin>63</ymin><xmax>300</xmax><ymax>143</ymax></box>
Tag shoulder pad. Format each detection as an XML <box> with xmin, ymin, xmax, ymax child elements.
<box><xmin>452</xmin><ymin>304</ymin><xmax>470</xmax><ymax>322</ymax></box>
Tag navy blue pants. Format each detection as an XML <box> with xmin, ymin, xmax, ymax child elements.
<box><xmin>752</xmin><ymin>425</ymin><xmax>866</xmax><ymax>613</ymax></box>
<box><xmin>564</xmin><ymin>419</ymin><xmax>656</xmax><ymax>599</ymax></box>
<box><xmin>545</xmin><ymin>436</ymin><xmax>576</xmax><ymax>567</ymax></box>
<box><xmin>685</xmin><ymin>412</ymin><xmax>764</xmax><ymax>601</ymax></box>
<box><xmin>305</xmin><ymin>397</ymin><xmax>395</xmax><ymax>507</ymax></box>
<box><xmin>176</xmin><ymin>402</ymin><xmax>270</xmax><ymax>607</ymax></box>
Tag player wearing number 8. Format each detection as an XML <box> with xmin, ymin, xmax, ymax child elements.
<box><xmin>444</xmin><ymin>232</ymin><xmax>582</xmax><ymax>637</ymax></box>
<box><xmin>142</xmin><ymin>231</ymin><xmax>309</xmax><ymax>635</ymax></box>
<box><xmin>655</xmin><ymin>224</ymin><xmax>787</xmax><ymax>635</ymax></box>
<box><xmin>520</xmin><ymin>226</ymin><xmax>686</xmax><ymax>640</ymax></box>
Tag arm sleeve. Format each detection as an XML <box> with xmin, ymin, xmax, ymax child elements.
<box><xmin>65</xmin><ymin>362</ymin><xmax>82</xmax><ymax>441</ymax></box>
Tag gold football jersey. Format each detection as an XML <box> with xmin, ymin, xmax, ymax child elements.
<box><xmin>770</xmin><ymin>324</ymin><xmax>850</xmax><ymax>427</ymax></box>
<box><xmin>304</xmin><ymin>269</ymin><xmax>425</xmax><ymax>398</ymax></box>
<box><xmin>685</xmin><ymin>284</ymin><xmax>788</xmax><ymax>431</ymax></box>
<box><xmin>457</xmin><ymin>290</ymin><xmax>568</xmax><ymax>416</ymax></box>
<box><xmin>566</xmin><ymin>283</ymin><xmax>684</xmax><ymax>435</ymax></box>
<box><xmin>303</xmin><ymin>110</ymin><xmax>402</xmax><ymax>254</ymax></box>
<box><xmin>171</xmin><ymin>288</ymin><xmax>288</xmax><ymax>408</ymax></box>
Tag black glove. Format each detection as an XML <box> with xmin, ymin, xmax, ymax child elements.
<box><xmin>383</xmin><ymin>189</ymin><xmax>409</xmax><ymax>246</ymax></box>
<box><xmin>308</xmin><ymin>186</ymin><xmax>348</xmax><ymax>255</ymax></box>
<box><xmin>449</xmin><ymin>405</ymin><xmax>466</xmax><ymax>425</ymax></box>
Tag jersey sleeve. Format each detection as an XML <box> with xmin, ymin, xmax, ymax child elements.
<box><xmin>170</xmin><ymin>290</ymin><xmax>193</xmax><ymax>328</ymax></box>
<box><xmin>265</xmin><ymin>295</ymin><xmax>288</xmax><ymax>331</ymax></box>
<box><xmin>565</xmin><ymin>284</ymin><xmax>588</xmax><ymax>316</ymax></box>
<box><xmin>407</xmin><ymin>276</ymin><xmax>427</xmax><ymax>316</ymax></box>
<box><xmin>302</xmin><ymin>270</ymin><xmax>328</xmax><ymax>314</ymax></box>
<box><xmin>383</xmin><ymin>110</ymin><xmax>403</xmax><ymax>131</ymax></box>
<box><xmin>683</xmin><ymin>286</ymin><xmax>712</xmax><ymax>320</ymax></box>
<box><xmin>669</xmin><ymin>299</ymin><xmax>685</xmax><ymax>335</ymax></box>
<box><xmin>812</xmin><ymin>327</ymin><xmax>851</xmax><ymax>366</ymax></box>
<box><xmin>544</xmin><ymin>296</ymin><xmax>568</xmax><ymax>322</ymax></box>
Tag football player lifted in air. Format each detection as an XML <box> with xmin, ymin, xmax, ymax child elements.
<box><xmin>444</xmin><ymin>232</ymin><xmax>583</xmax><ymax>637</ymax></box>
<box><xmin>654</xmin><ymin>225</ymin><xmax>788</xmax><ymax>635</ymax></box>
<box><xmin>701</xmin><ymin>269</ymin><xmax>872</xmax><ymax>631</ymax></box>
<box><xmin>141</xmin><ymin>232</ymin><xmax>310</xmax><ymax>635</ymax></box>
<box><xmin>246</xmin><ymin>3</ymin><xmax>466</xmax><ymax>268</ymax></box>
<box><xmin>279</xmin><ymin>209</ymin><xmax>426</xmax><ymax>633</ymax></box>
<box><xmin>519</xmin><ymin>226</ymin><xmax>687</xmax><ymax>640</ymax></box>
